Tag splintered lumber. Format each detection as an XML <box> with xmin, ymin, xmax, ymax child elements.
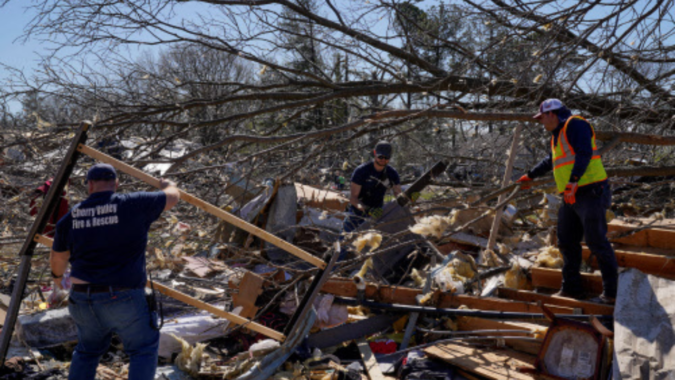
<box><xmin>356</xmin><ymin>338</ymin><xmax>386</xmax><ymax>380</ymax></box>
<box><xmin>582</xmin><ymin>246</ymin><xmax>675</xmax><ymax>280</ymax></box>
<box><xmin>456</xmin><ymin>317</ymin><xmax>544</xmax><ymax>355</ymax></box>
<box><xmin>231</xmin><ymin>271</ymin><xmax>264</xmax><ymax>319</ymax></box>
<box><xmin>530</xmin><ymin>267</ymin><xmax>604</xmax><ymax>294</ymax></box>
<box><xmin>424</xmin><ymin>342</ymin><xmax>537</xmax><ymax>380</ymax></box>
<box><xmin>0</xmin><ymin>294</ymin><xmax>9</xmax><ymax>326</ymax></box>
<box><xmin>34</xmin><ymin>234</ymin><xmax>54</xmax><ymax>248</ymax></box>
<box><xmin>33</xmin><ymin>234</ymin><xmax>285</xmax><ymax>342</ymax></box>
<box><xmin>484</xmin><ymin>122</ymin><xmax>522</xmax><ymax>264</ymax></box>
<box><xmin>78</xmin><ymin>144</ymin><xmax>326</xmax><ymax>269</ymax></box>
<box><xmin>321</xmin><ymin>278</ymin><xmax>574</xmax><ymax>314</ymax></box>
<box><xmin>607</xmin><ymin>220</ymin><xmax>675</xmax><ymax>249</ymax></box>
<box><xmin>149</xmin><ymin>281</ymin><xmax>285</xmax><ymax>341</ymax></box>
<box><xmin>495</xmin><ymin>287</ymin><xmax>614</xmax><ymax>316</ymax></box>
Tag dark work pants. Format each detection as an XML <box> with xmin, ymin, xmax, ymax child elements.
<box><xmin>557</xmin><ymin>181</ymin><xmax>618</xmax><ymax>298</ymax></box>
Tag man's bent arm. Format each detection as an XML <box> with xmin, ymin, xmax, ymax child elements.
<box><xmin>50</xmin><ymin>250</ymin><xmax>70</xmax><ymax>289</ymax></box>
<box><xmin>527</xmin><ymin>153</ymin><xmax>553</xmax><ymax>179</ymax></box>
<box><xmin>160</xmin><ymin>179</ymin><xmax>180</xmax><ymax>211</ymax></box>
<box><xmin>392</xmin><ymin>184</ymin><xmax>402</xmax><ymax>196</ymax></box>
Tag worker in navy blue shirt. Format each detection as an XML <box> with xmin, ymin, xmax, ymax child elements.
<box><xmin>517</xmin><ymin>99</ymin><xmax>617</xmax><ymax>304</ymax></box>
<box><xmin>50</xmin><ymin>163</ymin><xmax>180</xmax><ymax>380</ymax></box>
<box><xmin>339</xmin><ymin>141</ymin><xmax>402</xmax><ymax>260</ymax></box>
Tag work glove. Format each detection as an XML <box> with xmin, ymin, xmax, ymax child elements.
<box><xmin>516</xmin><ymin>174</ymin><xmax>533</xmax><ymax>190</ymax></box>
<box><xmin>563</xmin><ymin>182</ymin><xmax>578</xmax><ymax>205</ymax></box>
<box><xmin>368</xmin><ymin>207</ymin><xmax>383</xmax><ymax>219</ymax></box>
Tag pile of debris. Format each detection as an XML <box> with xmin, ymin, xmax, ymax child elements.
<box><xmin>2</xmin><ymin>135</ymin><xmax>675</xmax><ymax>380</ymax></box>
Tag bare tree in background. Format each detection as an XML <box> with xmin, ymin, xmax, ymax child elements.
<box><xmin>1</xmin><ymin>0</ymin><xmax>675</xmax><ymax>270</ymax></box>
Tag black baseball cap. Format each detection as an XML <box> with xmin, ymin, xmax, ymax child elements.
<box><xmin>86</xmin><ymin>163</ymin><xmax>117</xmax><ymax>183</ymax></box>
<box><xmin>374</xmin><ymin>141</ymin><xmax>392</xmax><ymax>157</ymax></box>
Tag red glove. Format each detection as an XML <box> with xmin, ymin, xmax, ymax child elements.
<box><xmin>516</xmin><ymin>174</ymin><xmax>533</xmax><ymax>190</ymax></box>
<box><xmin>563</xmin><ymin>182</ymin><xmax>578</xmax><ymax>205</ymax></box>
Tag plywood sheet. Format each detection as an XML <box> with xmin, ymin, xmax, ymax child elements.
<box><xmin>424</xmin><ymin>342</ymin><xmax>536</xmax><ymax>380</ymax></box>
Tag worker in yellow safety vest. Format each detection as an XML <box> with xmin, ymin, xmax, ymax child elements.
<box><xmin>517</xmin><ymin>99</ymin><xmax>618</xmax><ymax>305</ymax></box>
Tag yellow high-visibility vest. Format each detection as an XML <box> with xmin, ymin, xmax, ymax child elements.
<box><xmin>552</xmin><ymin>116</ymin><xmax>607</xmax><ymax>193</ymax></box>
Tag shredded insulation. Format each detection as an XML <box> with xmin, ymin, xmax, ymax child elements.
<box><xmin>418</xmin><ymin>291</ymin><xmax>434</xmax><ymax>305</ymax></box>
<box><xmin>409</xmin><ymin>215</ymin><xmax>453</xmax><ymax>239</ymax></box>
<box><xmin>535</xmin><ymin>246</ymin><xmax>564</xmax><ymax>269</ymax></box>
<box><xmin>410</xmin><ymin>268</ymin><xmax>426</xmax><ymax>288</ymax></box>
<box><xmin>504</xmin><ymin>262</ymin><xmax>532</xmax><ymax>290</ymax></box>
<box><xmin>352</xmin><ymin>232</ymin><xmax>382</xmax><ymax>252</ymax></box>
<box><xmin>433</xmin><ymin>254</ymin><xmax>476</xmax><ymax>293</ymax></box>
<box><xmin>173</xmin><ymin>334</ymin><xmax>207</xmax><ymax>377</ymax></box>
<box><xmin>482</xmin><ymin>249</ymin><xmax>502</xmax><ymax>268</ymax></box>
<box><xmin>354</xmin><ymin>258</ymin><xmax>374</xmax><ymax>279</ymax></box>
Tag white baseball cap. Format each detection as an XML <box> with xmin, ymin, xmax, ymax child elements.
<box><xmin>533</xmin><ymin>98</ymin><xmax>565</xmax><ymax>119</ymax></box>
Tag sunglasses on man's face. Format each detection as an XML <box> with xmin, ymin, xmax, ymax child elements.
<box><xmin>377</xmin><ymin>155</ymin><xmax>390</xmax><ymax>160</ymax></box>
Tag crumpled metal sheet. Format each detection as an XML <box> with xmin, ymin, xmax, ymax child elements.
<box><xmin>613</xmin><ymin>269</ymin><xmax>675</xmax><ymax>379</ymax></box>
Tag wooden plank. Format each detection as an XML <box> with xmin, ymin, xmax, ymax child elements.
<box><xmin>582</xmin><ymin>246</ymin><xmax>675</xmax><ymax>280</ymax></box>
<box><xmin>78</xmin><ymin>144</ymin><xmax>326</xmax><ymax>269</ymax></box>
<box><xmin>607</xmin><ymin>221</ymin><xmax>675</xmax><ymax>249</ymax></box>
<box><xmin>484</xmin><ymin>122</ymin><xmax>522</xmax><ymax>264</ymax></box>
<box><xmin>424</xmin><ymin>342</ymin><xmax>537</xmax><ymax>380</ymax></box>
<box><xmin>231</xmin><ymin>271</ymin><xmax>264</xmax><ymax>319</ymax></box>
<box><xmin>530</xmin><ymin>267</ymin><xmax>604</xmax><ymax>294</ymax></box>
<box><xmin>441</xmin><ymin>294</ymin><xmax>574</xmax><ymax>315</ymax></box>
<box><xmin>495</xmin><ymin>287</ymin><xmax>614</xmax><ymax>316</ymax></box>
<box><xmin>356</xmin><ymin>338</ymin><xmax>386</xmax><ymax>380</ymax></box>
<box><xmin>456</xmin><ymin>317</ymin><xmax>544</xmax><ymax>355</ymax></box>
<box><xmin>0</xmin><ymin>294</ymin><xmax>8</xmax><ymax>327</ymax></box>
<box><xmin>34</xmin><ymin>234</ymin><xmax>54</xmax><ymax>248</ymax></box>
<box><xmin>33</xmin><ymin>234</ymin><xmax>285</xmax><ymax>341</ymax></box>
<box><xmin>321</xmin><ymin>278</ymin><xmax>573</xmax><ymax>315</ymax></box>
<box><xmin>149</xmin><ymin>281</ymin><xmax>285</xmax><ymax>342</ymax></box>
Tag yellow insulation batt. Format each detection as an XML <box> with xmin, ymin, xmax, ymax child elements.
<box><xmin>535</xmin><ymin>246</ymin><xmax>563</xmax><ymax>269</ymax></box>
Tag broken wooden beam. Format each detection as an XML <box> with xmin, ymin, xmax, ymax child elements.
<box><xmin>483</xmin><ymin>122</ymin><xmax>522</xmax><ymax>265</ymax></box>
<box><xmin>356</xmin><ymin>338</ymin><xmax>386</xmax><ymax>380</ymax></box>
<box><xmin>582</xmin><ymin>246</ymin><xmax>675</xmax><ymax>280</ymax></box>
<box><xmin>530</xmin><ymin>267</ymin><xmax>604</xmax><ymax>294</ymax></box>
<box><xmin>149</xmin><ymin>281</ymin><xmax>285</xmax><ymax>342</ymax></box>
<box><xmin>78</xmin><ymin>144</ymin><xmax>327</xmax><ymax>269</ymax></box>
<box><xmin>455</xmin><ymin>317</ymin><xmax>544</xmax><ymax>355</ymax></box>
<box><xmin>607</xmin><ymin>221</ymin><xmax>675</xmax><ymax>250</ymax></box>
<box><xmin>231</xmin><ymin>271</ymin><xmax>264</xmax><ymax>319</ymax></box>
<box><xmin>322</xmin><ymin>278</ymin><xmax>574</xmax><ymax>315</ymax></box>
<box><xmin>495</xmin><ymin>287</ymin><xmax>614</xmax><ymax>316</ymax></box>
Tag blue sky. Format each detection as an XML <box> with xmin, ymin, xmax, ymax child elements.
<box><xmin>0</xmin><ymin>3</ymin><xmax>42</xmax><ymax>82</ymax></box>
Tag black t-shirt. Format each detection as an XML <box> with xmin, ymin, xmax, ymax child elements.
<box><xmin>351</xmin><ymin>162</ymin><xmax>400</xmax><ymax>209</ymax></box>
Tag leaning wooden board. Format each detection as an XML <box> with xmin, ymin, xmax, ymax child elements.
<box><xmin>424</xmin><ymin>342</ymin><xmax>537</xmax><ymax>380</ymax></box>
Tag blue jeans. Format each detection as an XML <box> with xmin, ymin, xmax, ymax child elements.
<box><xmin>68</xmin><ymin>288</ymin><xmax>159</xmax><ymax>380</ymax></box>
<box><xmin>557</xmin><ymin>182</ymin><xmax>618</xmax><ymax>298</ymax></box>
<box><xmin>339</xmin><ymin>206</ymin><xmax>369</xmax><ymax>261</ymax></box>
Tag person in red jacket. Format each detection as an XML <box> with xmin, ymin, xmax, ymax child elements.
<box><xmin>29</xmin><ymin>179</ymin><xmax>69</xmax><ymax>237</ymax></box>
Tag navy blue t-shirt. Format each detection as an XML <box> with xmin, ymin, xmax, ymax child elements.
<box><xmin>52</xmin><ymin>191</ymin><xmax>166</xmax><ymax>289</ymax></box>
<box><xmin>351</xmin><ymin>162</ymin><xmax>400</xmax><ymax>209</ymax></box>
